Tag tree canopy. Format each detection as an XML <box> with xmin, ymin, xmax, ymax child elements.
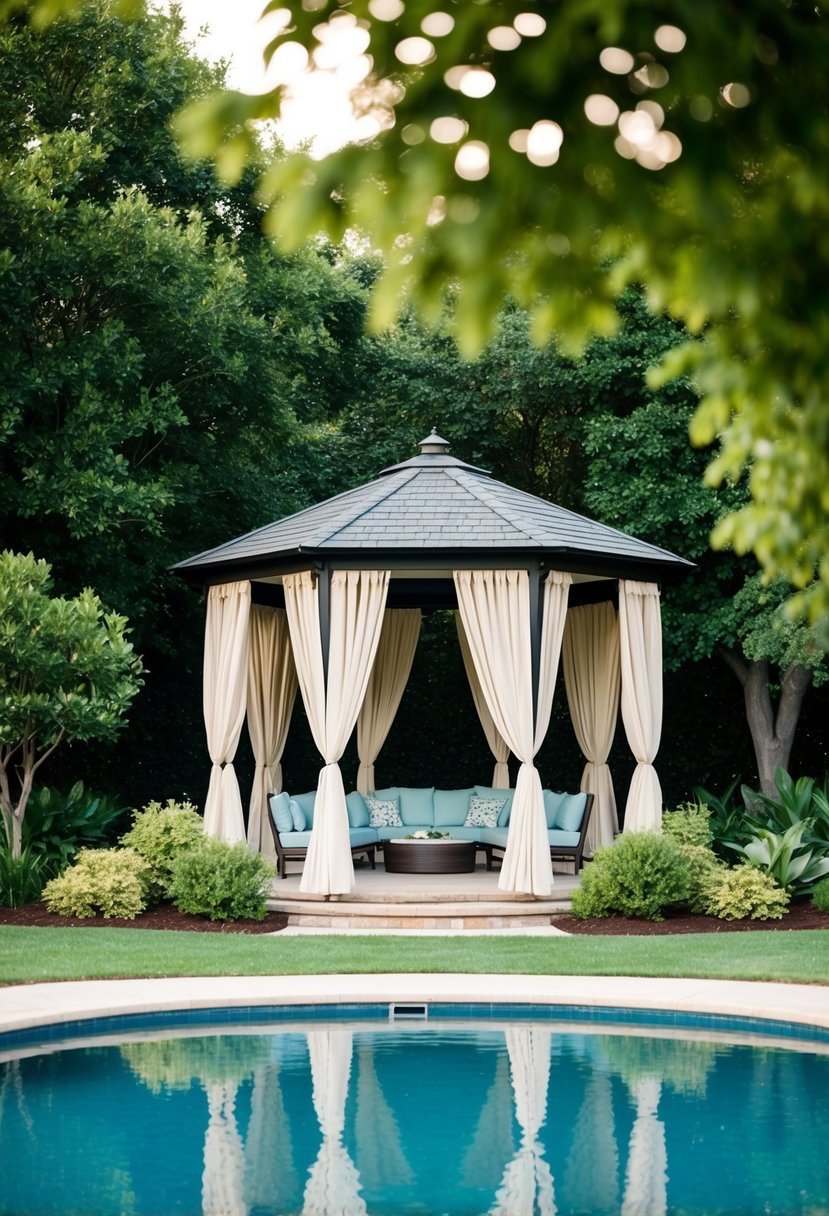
<box><xmin>172</xmin><ymin>0</ymin><xmax>829</xmax><ymax>642</ymax></box>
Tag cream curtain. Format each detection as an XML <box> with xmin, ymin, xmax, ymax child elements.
<box><xmin>563</xmin><ymin>601</ymin><xmax>621</xmax><ymax>853</ymax></box>
<box><xmin>453</xmin><ymin>569</ymin><xmax>571</xmax><ymax>896</ymax></box>
<box><xmin>203</xmin><ymin>581</ymin><xmax>251</xmax><ymax>844</ymax></box>
<box><xmin>284</xmin><ymin>569</ymin><xmax>389</xmax><ymax>895</ymax></box>
<box><xmin>456</xmin><ymin>612</ymin><xmax>511</xmax><ymax>788</ymax></box>
<box><xmin>619</xmin><ymin>580</ymin><xmax>663</xmax><ymax>831</ymax></box>
<box><xmin>356</xmin><ymin>609</ymin><xmax>421</xmax><ymax>794</ymax></box>
<box><xmin>246</xmin><ymin>606</ymin><xmax>298</xmax><ymax>858</ymax></box>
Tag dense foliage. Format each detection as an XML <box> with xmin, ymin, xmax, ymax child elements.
<box><xmin>571</xmin><ymin>831</ymin><xmax>693</xmax><ymax>921</ymax></box>
<box><xmin>42</xmin><ymin>845</ymin><xmax>148</xmax><ymax>918</ymax></box>
<box><xmin>120</xmin><ymin>798</ymin><xmax>205</xmax><ymax>903</ymax></box>
<box><xmin>703</xmin><ymin>864</ymin><xmax>789</xmax><ymax>922</ymax></box>
<box><xmin>168</xmin><ymin>838</ymin><xmax>275</xmax><ymax>921</ymax></box>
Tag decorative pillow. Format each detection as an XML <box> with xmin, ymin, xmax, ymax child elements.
<box><xmin>543</xmin><ymin>789</ymin><xmax>567</xmax><ymax>829</ymax></box>
<box><xmin>365</xmin><ymin>796</ymin><xmax>403</xmax><ymax>828</ymax></box>
<box><xmin>289</xmin><ymin>798</ymin><xmax>306</xmax><ymax>832</ymax></box>
<box><xmin>269</xmin><ymin>792</ymin><xmax>293</xmax><ymax>835</ymax></box>
<box><xmin>346</xmin><ymin>790</ymin><xmax>370</xmax><ymax>828</ymax></box>
<box><xmin>474</xmin><ymin>785</ymin><xmax>515</xmax><ymax>827</ymax></box>
<box><xmin>464</xmin><ymin>795</ymin><xmax>507</xmax><ymax>829</ymax></box>
<box><xmin>555</xmin><ymin>791</ymin><xmax>587</xmax><ymax>833</ymax></box>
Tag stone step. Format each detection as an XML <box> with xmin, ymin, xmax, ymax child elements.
<box><xmin>267</xmin><ymin>896</ymin><xmax>572</xmax><ymax>929</ymax></box>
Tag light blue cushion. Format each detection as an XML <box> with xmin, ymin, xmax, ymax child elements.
<box><xmin>268</xmin><ymin>792</ymin><xmax>293</xmax><ymax>835</ymax></box>
<box><xmin>279</xmin><ymin>829</ymin><xmax>313</xmax><ymax>847</ymax></box>
<box><xmin>478</xmin><ymin>827</ymin><xmax>509</xmax><ymax>847</ymax></box>
<box><xmin>289</xmin><ymin>799</ymin><xmax>306</xmax><ymax>831</ymax></box>
<box><xmin>548</xmin><ymin>829</ymin><xmax>581</xmax><ymax>848</ymax></box>
<box><xmin>292</xmin><ymin>790</ymin><xmax>316</xmax><ymax>827</ymax></box>
<box><xmin>474</xmin><ymin>785</ymin><xmax>515</xmax><ymax>827</ymax></box>
<box><xmin>347</xmin><ymin>827</ymin><xmax>377</xmax><ymax>847</ymax></box>
<box><xmin>372</xmin><ymin>786</ymin><xmax>400</xmax><ymax>802</ymax></box>
<box><xmin>448</xmin><ymin>826</ymin><xmax>483</xmax><ymax>842</ymax></box>
<box><xmin>374</xmin><ymin>824</ymin><xmax>410</xmax><ymax>841</ymax></box>
<box><xmin>396</xmin><ymin>786</ymin><xmax>435</xmax><ymax>826</ymax></box>
<box><xmin>346</xmin><ymin>791</ymin><xmax>370</xmax><ymax>828</ymax></box>
<box><xmin>433</xmin><ymin>788</ymin><xmax>474</xmax><ymax>826</ymax></box>
<box><xmin>543</xmin><ymin>789</ymin><xmax>567</xmax><ymax>829</ymax></box>
<box><xmin>554</xmin><ymin>792</ymin><xmax>587</xmax><ymax>833</ymax></box>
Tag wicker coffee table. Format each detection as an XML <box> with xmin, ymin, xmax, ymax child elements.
<box><xmin>383</xmin><ymin>838</ymin><xmax>478</xmax><ymax>874</ymax></box>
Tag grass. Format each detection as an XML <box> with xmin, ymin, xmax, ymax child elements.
<box><xmin>1</xmin><ymin>926</ymin><xmax>828</xmax><ymax>985</ymax></box>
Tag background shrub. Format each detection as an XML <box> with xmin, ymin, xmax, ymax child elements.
<box><xmin>704</xmin><ymin>863</ymin><xmax>790</xmax><ymax>921</ymax></box>
<box><xmin>571</xmin><ymin>832</ymin><xmax>693</xmax><ymax>922</ymax></box>
<box><xmin>168</xmin><ymin>839</ymin><xmax>275</xmax><ymax>922</ymax></box>
<box><xmin>42</xmin><ymin>848</ymin><xmax>149</xmax><ymax>919</ymax></box>
<box><xmin>676</xmin><ymin>843</ymin><xmax>726</xmax><ymax>914</ymax></box>
<box><xmin>812</xmin><ymin>876</ymin><xmax>829</xmax><ymax>913</ymax></box>
<box><xmin>22</xmin><ymin>782</ymin><xmax>129</xmax><ymax>879</ymax></box>
<box><xmin>121</xmin><ymin>799</ymin><xmax>204</xmax><ymax>903</ymax></box>
<box><xmin>662</xmin><ymin>802</ymin><xmax>713</xmax><ymax>848</ymax></box>
<box><xmin>0</xmin><ymin>844</ymin><xmax>46</xmax><ymax>907</ymax></box>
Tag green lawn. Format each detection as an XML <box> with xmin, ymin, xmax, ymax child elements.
<box><xmin>1</xmin><ymin>926</ymin><xmax>828</xmax><ymax>985</ymax></box>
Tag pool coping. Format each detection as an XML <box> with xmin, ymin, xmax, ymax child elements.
<box><xmin>1</xmin><ymin>974</ymin><xmax>828</xmax><ymax>1040</ymax></box>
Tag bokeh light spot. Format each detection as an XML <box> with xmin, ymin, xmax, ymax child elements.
<box><xmin>721</xmin><ymin>82</ymin><xmax>751</xmax><ymax>108</ymax></box>
<box><xmin>368</xmin><ymin>0</ymin><xmax>404</xmax><ymax>20</ymax></box>
<box><xmin>430</xmin><ymin>115</ymin><xmax>468</xmax><ymax>143</ymax></box>
<box><xmin>654</xmin><ymin>24</ymin><xmax>686</xmax><ymax>52</ymax></box>
<box><xmin>513</xmin><ymin>12</ymin><xmax>546</xmax><ymax>36</ymax></box>
<box><xmin>458</xmin><ymin>67</ymin><xmax>496</xmax><ymax>97</ymax></box>
<box><xmin>584</xmin><ymin>94</ymin><xmax>619</xmax><ymax>126</ymax></box>
<box><xmin>421</xmin><ymin>11</ymin><xmax>454</xmax><ymax>36</ymax></box>
<box><xmin>455</xmin><ymin>140</ymin><xmax>490</xmax><ymax>180</ymax></box>
<box><xmin>526</xmin><ymin>120</ymin><xmax>563</xmax><ymax>166</ymax></box>
<box><xmin>600</xmin><ymin>47</ymin><xmax>634</xmax><ymax>74</ymax></box>
<box><xmin>508</xmin><ymin>128</ymin><xmax>529</xmax><ymax>152</ymax></box>
<box><xmin>488</xmin><ymin>25</ymin><xmax>521</xmax><ymax>51</ymax></box>
<box><xmin>395</xmin><ymin>36</ymin><xmax>435</xmax><ymax>65</ymax></box>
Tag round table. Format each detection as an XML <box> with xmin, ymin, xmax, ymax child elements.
<box><xmin>383</xmin><ymin>838</ymin><xmax>478</xmax><ymax>874</ymax></box>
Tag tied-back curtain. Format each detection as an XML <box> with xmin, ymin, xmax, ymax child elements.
<box><xmin>619</xmin><ymin>580</ymin><xmax>663</xmax><ymax>831</ymax></box>
<box><xmin>284</xmin><ymin>569</ymin><xmax>389</xmax><ymax>895</ymax></box>
<box><xmin>453</xmin><ymin>569</ymin><xmax>571</xmax><ymax>896</ymax></box>
<box><xmin>246</xmin><ymin>605</ymin><xmax>298</xmax><ymax>857</ymax></box>
<box><xmin>357</xmin><ymin>609</ymin><xmax>421</xmax><ymax>794</ymax></box>
<box><xmin>563</xmin><ymin>601</ymin><xmax>621</xmax><ymax>852</ymax></box>
<box><xmin>203</xmin><ymin>580</ymin><xmax>251</xmax><ymax>844</ymax></box>
<box><xmin>456</xmin><ymin>611</ymin><xmax>510</xmax><ymax>788</ymax></box>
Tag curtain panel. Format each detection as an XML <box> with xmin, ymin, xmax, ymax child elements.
<box><xmin>203</xmin><ymin>580</ymin><xmax>251</xmax><ymax>843</ymax></box>
<box><xmin>246</xmin><ymin>605</ymin><xmax>298</xmax><ymax>857</ymax></box>
<box><xmin>619</xmin><ymin>580</ymin><xmax>664</xmax><ymax>831</ymax></box>
<box><xmin>563</xmin><ymin>600</ymin><xmax>621</xmax><ymax>852</ymax></box>
<box><xmin>284</xmin><ymin>568</ymin><xmax>389</xmax><ymax>895</ymax></box>
<box><xmin>456</xmin><ymin>611</ymin><xmax>510</xmax><ymax>788</ymax></box>
<box><xmin>357</xmin><ymin>609</ymin><xmax>421</xmax><ymax>794</ymax></box>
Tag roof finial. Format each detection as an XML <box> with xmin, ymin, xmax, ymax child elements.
<box><xmin>418</xmin><ymin>428</ymin><xmax>451</xmax><ymax>456</ymax></box>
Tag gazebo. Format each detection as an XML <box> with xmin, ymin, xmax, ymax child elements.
<box><xmin>173</xmin><ymin>431</ymin><xmax>693</xmax><ymax>897</ymax></box>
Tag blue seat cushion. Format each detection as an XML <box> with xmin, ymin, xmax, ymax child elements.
<box><xmin>554</xmin><ymin>792</ymin><xmax>587</xmax><ymax>833</ymax></box>
<box><xmin>346</xmin><ymin>790</ymin><xmax>370</xmax><ymax>828</ymax></box>
<box><xmin>433</xmin><ymin>788</ymin><xmax>474</xmax><ymax>826</ymax></box>
<box><xmin>268</xmin><ymin>792</ymin><xmax>293</xmax><ymax>835</ymax></box>
<box><xmin>278</xmin><ymin>829</ymin><xmax>313</xmax><ymax>848</ymax></box>
<box><xmin>449</xmin><ymin>826</ymin><xmax>485</xmax><ymax>842</ymax></box>
<box><xmin>396</xmin><ymin>786</ymin><xmax>435</xmax><ymax>826</ymax></box>
<box><xmin>347</xmin><ymin>827</ymin><xmax>377</xmax><ymax>848</ymax></box>
<box><xmin>292</xmin><ymin>790</ymin><xmax>316</xmax><ymax>828</ymax></box>
<box><xmin>478</xmin><ymin>827</ymin><xmax>509</xmax><ymax>847</ymax></box>
<box><xmin>543</xmin><ymin>789</ymin><xmax>567</xmax><ymax>829</ymax></box>
<box><xmin>474</xmin><ymin>785</ymin><xmax>515</xmax><ymax>827</ymax></box>
<box><xmin>548</xmin><ymin>829</ymin><xmax>581</xmax><ymax>849</ymax></box>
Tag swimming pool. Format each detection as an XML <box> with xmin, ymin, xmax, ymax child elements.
<box><xmin>2</xmin><ymin>1005</ymin><xmax>828</xmax><ymax>1215</ymax></box>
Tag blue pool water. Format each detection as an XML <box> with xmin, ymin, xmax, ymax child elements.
<box><xmin>1</xmin><ymin>1012</ymin><xmax>828</xmax><ymax>1215</ymax></box>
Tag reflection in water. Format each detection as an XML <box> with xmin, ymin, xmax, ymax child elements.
<box><xmin>2</xmin><ymin>1022</ymin><xmax>829</xmax><ymax>1215</ymax></box>
<box><xmin>490</xmin><ymin>1028</ymin><xmax>556</xmax><ymax>1216</ymax></box>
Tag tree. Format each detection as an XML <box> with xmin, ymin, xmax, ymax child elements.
<box><xmin>0</xmin><ymin>551</ymin><xmax>143</xmax><ymax>856</ymax></box>
<box><xmin>169</xmin><ymin>0</ymin><xmax>829</xmax><ymax>642</ymax></box>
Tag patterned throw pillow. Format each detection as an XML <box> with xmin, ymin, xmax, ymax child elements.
<box><xmin>365</xmin><ymin>796</ymin><xmax>403</xmax><ymax>828</ymax></box>
<box><xmin>464</xmin><ymin>795</ymin><xmax>507</xmax><ymax>829</ymax></box>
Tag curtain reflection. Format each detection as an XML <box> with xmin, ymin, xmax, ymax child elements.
<box><xmin>620</xmin><ymin>1076</ymin><xmax>667</xmax><ymax>1216</ymax></box>
<box><xmin>244</xmin><ymin>1060</ymin><xmax>297</xmax><ymax>1213</ymax></box>
<box><xmin>562</xmin><ymin>1072</ymin><xmax>619</xmax><ymax>1213</ymax></box>
<box><xmin>490</xmin><ymin>1027</ymin><xmax>557</xmax><ymax>1216</ymax></box>
<box><xmin>354</xmin><ymin>1040</ymin><xmax>413</xmax><ymax>1192</ymax></box>
<box><xmin>302</xmin><ymin>1029</ymin><xmax>366</xmax><ymax>1216</ymax></box>
<box><xmin>202</xmin><ymin>1079</ymin><xmax>247</xmax><ymax>1216</ymax></box>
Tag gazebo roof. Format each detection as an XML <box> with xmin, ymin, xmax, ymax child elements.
<box><xmin>173</xmin><ymin>431</ymin><xmax>694</xmax><ymax>588</ymax></box>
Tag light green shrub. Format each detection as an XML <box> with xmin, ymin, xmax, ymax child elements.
<box><xmin>168</xmin><ymin>838</ymin><xmax>275</xmax><ymax>922</ymax></box>
<box><xmin>704</xmin><ymin>863</ymin><xmax>790</xmax><ymax>921</ymax></box>
<box><xmin>42</xmin><ymin>848</ymin><xmax>149</xmax><ymax>919</ymax></box>
<box><xmin>120</xmin><ymin>799</ymin><xmax>204</xmax><ymax>903</ymax></box>
<box><xmin>811</xmin><ymin>876</ymin><xmax>829</xmax><ymax>912</ymax></box>
<box><xmin>662</xmin><ymin>802</ymin><xmax>713</xmax><ymax>848</ymax></box>
<box><xmin>571</xmin><ymin>831</ymin><xmax>693</xmax><ymax>922</ymax></box>
<box><xmin>678</xmin><ymin>843</ymin><xmax>726</xmax><ymax>913</ymax></box>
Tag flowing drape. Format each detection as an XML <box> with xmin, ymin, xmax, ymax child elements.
<box><xmin>246</xmin><ymin>605</ymin><xmax>298</xmax><ymax>857</ymax></box>
<box><xmin>453</xmin><ymin>569</ymin><xmax>570</xmax><ymax>896</ymax></box>
<box><xmin>621</xmin><ymin>1078</ymin><xmax>667</xmax><ymax>1216</ymax></box>
<box><xmin>456</xmin><ymin>612</ymin><xmax>511</xmax><ymax>788</ymax></box>
<box><xmin>490</xmin><ymin>1027</ymin><xmax>556</xmax><ymax>1216</ymax></box>
<box><xmin>563</xmin><ymin>601</ymin><xmax>621</xmax><ymax>852</ymax></box>
<box><xmin>284</xmin><ymin>569</ymin><xmax>389</xmax><ymax>895</ymax></box>
<box><xmin>302</xmin><ymin>1030</ymin><xmax>366</xmax><ymax>1216</ymax></box>
<box><xmin>356</xmin><ymin>609</ymin><xmax>421</xmax><ymax>794</ymax></box>
<box><xmin>203</xmin><ymin>581</ymin><xmax>251</xmax><ymax>843</ymax></box>
<box><xmin>619</xmin><ymin>580</ymin><xmax>663</xmax><ymax>831</ymax></box>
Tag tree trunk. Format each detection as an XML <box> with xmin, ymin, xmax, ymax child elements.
<box><xmin>719</xmin><ymin>648</ymin><xmax>813</xmax><ymax>796</ymax></box>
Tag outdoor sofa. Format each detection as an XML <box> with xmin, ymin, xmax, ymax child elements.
<box><xmin>267</xmin><ymin>785</ymin><xmax>594</xmax><ymax>878</ymax></box>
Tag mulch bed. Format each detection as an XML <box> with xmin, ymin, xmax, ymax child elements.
<box><xmin>1</xmin><ymin>902</ymin><xmax>828</xmax><ymax>934</ymax></box>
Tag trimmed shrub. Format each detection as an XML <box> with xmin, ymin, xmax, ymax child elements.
<box><xmin>678</xmin><ymin>843</ymin><xmax>726</xmax><ymax>914</ymax></box>
<box><xmin>811</xmin><ymin>876</ymin><xmax>829</xmax><ymax>912</ymax></box>
<box><xmin>42</xmin><ymin>848</ymin><xmax>149</xmax><ymax>919</ymax></box>
<box><xmin>571</xmin><ymin>831</ymin><xmax>693</xmax><ymax>922</ymax></box>
<box><xmin>120</xmin><ymin>799</ymin><xmax>205</xmax><ymax>903</ymax></box>
<box><xmin>704</xmin><ymin>863</ymin><xmax>790</xmax><ymax>921</ymax></box>
<box><xmin>0</xmin><ymin>844</ymin><xmax>45</xmax><ymax>907</ymax></box>
<box><xmin>662</xmin><ymin>802</ymin><xmax>713</xmax><ymax>849</ymax></box>
<box><xmin>168</xmin><ymin>839</ymin><xmax>276</xmax><ymax>922</ymax></box>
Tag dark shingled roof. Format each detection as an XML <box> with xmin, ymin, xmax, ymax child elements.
<box><xmin>173</xmin><ymin>433</ymin><xmax>694</xmax><ymax>584</ymax></box>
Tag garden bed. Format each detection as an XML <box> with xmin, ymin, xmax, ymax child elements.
<box><xmin>0</xmin><ymin>902</ymin><xmax>288</xmax><ymax>934</ymax></box>
<box><xmin>554</xmin><ymin>902</ymin><xmax>829</xmax><ymax>935</ymax></box>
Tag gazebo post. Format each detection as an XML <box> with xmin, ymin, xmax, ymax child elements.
<box><xmin>528</xmin><ymin>560</ymin><xmax>542</xmax><ymax>723</ymax></box>
<box><xmin>316</xmin><ymin>561</ymin><xmax>331</xmax><ymax>682</ymax></box>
